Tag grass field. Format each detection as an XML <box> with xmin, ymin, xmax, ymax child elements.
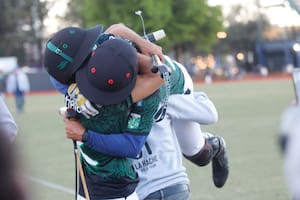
<box><xmin>5</xmin><ymin>78</ymin><xmax>293</xmax><ymax>200</ymax></box>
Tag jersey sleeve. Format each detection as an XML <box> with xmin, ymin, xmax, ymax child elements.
<box><xmin>96</xmin><ymin>33</ymin><xmax>115</xmax><ymax>44</ymax></box>
<box><xmin>167</xmin><ymin>92</ymin><xmax>218</xmax><ymax>125</ymax></box>
<box><xmin>85</xmin><ymin>130</ymin><xmax>147</xmax><ymax>158</ymax></box>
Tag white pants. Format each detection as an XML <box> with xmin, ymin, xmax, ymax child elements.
<box><xmin>170</xmin><ymin>92</ymin><xmax>218</xmax><ymax>156</ymax></box>
<box><xmin>77</xmin><ymin>191</ymin><xmax>139</xmax><ymax>200</ymax></box>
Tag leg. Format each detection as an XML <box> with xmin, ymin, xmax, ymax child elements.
<box><xmin>168</xmin><ymin>60</ymin><xmax>228</xmax><ymax>187</ymax></box>
<box><xmin>15</xmin><ymin>95</ymin><xmax>24</xmax><ymax>113</ymax></box>
<box><xmin>173</xmin><ymin>119</ymin><xmax>228</xmax><ymax>188</ymax></box>
<box><xmin>174</xmin><ymin>120</ymin><xmax>205</xmax><ymax>156</ymax></box>
<box><xmin>183</xmin><ymin>132</ymin><xmax>229</xmax><ymax>188</ymax></box>
<box><xmin>19</xmin><ymin>95</ymin><xmax>25</xmax><ymax>112</ymax></box>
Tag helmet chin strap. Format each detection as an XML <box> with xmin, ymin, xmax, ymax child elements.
<box><xmin>47</xmin><ymin>41</ymin><xmax>73</xmax><ymax>63</ymax></box>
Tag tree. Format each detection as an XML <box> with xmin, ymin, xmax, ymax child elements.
<box><xmin>67</xmin><ymin>0</ymin><xmax>223</xmax><ymax>62</ymax></box>
<box><xmin>219</xmin><ymin>4</ymin><xmax>270</xmax><ymax>71</ymax></box>
<box><xmin>0</xmin><ymin>0</ymin><xmax>48</xmax><ymax>66</ymax></box>
<box><xmin>225</xmin><ymin>5</ymin><xmax>270</xmax><ymax>50</ymax></box>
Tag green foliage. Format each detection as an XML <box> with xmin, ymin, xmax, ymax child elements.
<box><xmin>68</xmin><ymin>0</ymin><xmax>223</xmax><ymax>55</ymax></box>
<box><xmin>0</xmin><ymin>0</ymin><xmax>48</xmax><ymax>66</ymax></box>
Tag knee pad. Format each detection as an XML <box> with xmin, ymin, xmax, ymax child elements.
<box><xmin>184</xmin><ymin>136</ymin><xmax>220</xmax><ymax>166</ymax></box>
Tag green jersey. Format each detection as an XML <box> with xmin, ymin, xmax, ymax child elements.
<box><xmin>79</xmin><ymin>93</ymin><xmax>160</xmax><ymax>181</ymax></box>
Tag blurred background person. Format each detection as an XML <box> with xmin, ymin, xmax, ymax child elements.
<box><xmin>0</xmin><ymin>73</ymin><xmax>6</xmax><ymax>97</ymax></box>
<box><xmin>0</xmin><ymin>95</ymin><xmax>18</xmax><ymax>142</ymax></box>
<box><xmin>6</xmin><ymin>66</ymin><xmax>30</xmax><ymax>113</ymax></box>
<box><xmin>0</xmin><ymin>128</ymin><xmax>29</xmax><ymax>200</ymax></box>
<box><xmin>279</xmin><ymin>104</ymin><xmax>300</xmax><ymax>200</ymax></box>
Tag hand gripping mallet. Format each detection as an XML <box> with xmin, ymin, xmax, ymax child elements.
<box><xmin>59</xmin><ymin>107</ymin><xmax>90</xmax><ymax>200</ymax></box>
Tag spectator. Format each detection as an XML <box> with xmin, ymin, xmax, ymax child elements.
<box><xmin>6</xmin><ymin>66</ymin><xmax>30</xmax><ymax>113</ymax></box>
<box><xmin>279</xmin><ymin>105</ymin><xmax>300</xmax><ymax>200</ymax></box>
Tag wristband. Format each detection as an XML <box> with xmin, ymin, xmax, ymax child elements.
<box><xmin>82</xmin><ymin>130</ymin><xmax>89</xmax><ymax>143</ymax></box>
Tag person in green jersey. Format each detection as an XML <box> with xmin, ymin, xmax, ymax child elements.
<box><xmin>66</xmin><ymin>39</ymin><xmax>228</xmax><ymax>200</ymax></box>
<box><xmin>47</xmin><ymin>35</ymin><xmax>164</xmax><ymax>199</ymax></box>
<box><xmin>45</xmin><ymin>24</ymin><xmax>228</xmax><ymax>200</ymax></box>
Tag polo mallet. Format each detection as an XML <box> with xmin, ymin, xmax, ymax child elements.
<box><xmin>59</xmin><ymin>107</ymin><xmax>90</xmax><ymax>200</ymax></box>
<box><xmin>135</xmin><ymin>10</ymin><xmax>170</xmax><ymax>122</ymax></box>
<box><xmin>151</xmin><ymin>55</ymin><xmax>171</xmax><ymax>122</ymax></box>
<box><xmin>135</xmin><ymin>10</ymin><xmax>166</xmax><ymax>43</ymax></box>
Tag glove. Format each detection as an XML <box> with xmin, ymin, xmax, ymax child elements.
<box><xmin>151</xmin><ymin>55</ymin><xmax>172</xmax><ymax>78</ymax></box>
<box><xmin>151</xmin><ymin>63</ymin><xmax>172</xmax><ymax>78</ymax></box>
<box><xmin>65</xmin><ymin>83</ymin><xmax>99</xmax><ymax>119</ymax></box>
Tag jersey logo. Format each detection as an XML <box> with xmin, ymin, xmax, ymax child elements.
<box><xmin>127</xmin><ymin>113</ymin><xmax>141</xmax><ymax>129</ymax></box>
<box><xmin>58</xmin><ymin>60</ymin><xmax>69</xmax><ymax>70</ymax></box>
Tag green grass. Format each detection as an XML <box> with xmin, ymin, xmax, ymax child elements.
<box><xmin>5</xmin><ymin>79</ymin><xmax>293</xmax><ymax>200</ymax></box>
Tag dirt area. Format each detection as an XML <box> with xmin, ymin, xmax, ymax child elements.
<box><xmin>194</xmin><ymin>73</ymin><xmax>291</xmax><ymax>85</ymax></box>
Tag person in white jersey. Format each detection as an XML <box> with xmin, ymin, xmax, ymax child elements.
<box><xmin>133</xmin><ymin>91</ymin><xmax>222</xmax><ymax>199</ymax></box>
<box><xmin>279</xmin><ymin>105</ymin><xmax>300</xmax><ymax>200</ymax></box>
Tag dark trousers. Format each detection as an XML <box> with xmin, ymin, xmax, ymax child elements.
<box><xmin>15</xmin><ymin>94</ymin><xmax>25</xmax><ymax>113</ymax></box>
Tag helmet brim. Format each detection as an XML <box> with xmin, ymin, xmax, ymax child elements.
<box><xmin>72</xmin><ymin>25</ymin><xmax>104</xmax><ymax>73</ymax></box>
<box><xmin>76</xmin><ymin>65</ymin><xmax>136</xmax><ymax>105</ymax></box>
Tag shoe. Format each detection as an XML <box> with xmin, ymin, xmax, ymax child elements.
<box><xmin>212</xmin><ymin>136</ymin><xmax>229</xmax><ymax>188</ymax></box>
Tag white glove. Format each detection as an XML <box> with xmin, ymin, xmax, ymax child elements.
<box><xmin>65</xmin><ymin>83</ymin><xmax>99</xmax><ymax>119</ymax></box>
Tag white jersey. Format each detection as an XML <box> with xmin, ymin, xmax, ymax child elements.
<box><xmin>134</xmin><ymin>57</ymin><xmax>218</xmax><ymax>199</ymax></box>
<box><xmin>280</xmin><ymin>106</ymin><xmax>300</xmax><ymax>199</ymax></box>
<box><xmin>133</xmin><ymin>113</ymin><xmax>189</xmax><ymax>199</ymax></box>
<box><xmin>0</xmin><ymin>96</ymin><xmax>18</xmax><ymax>142</ymax></box>
<box><xmin>6</xmin><ymin>68</ymin><xmax>30</xmax><ymax>94</ymax></box>
<box><xmin>134</xmin><ymin>92</ymin><xmax>218</xmax><ymax>199</ymax></box>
